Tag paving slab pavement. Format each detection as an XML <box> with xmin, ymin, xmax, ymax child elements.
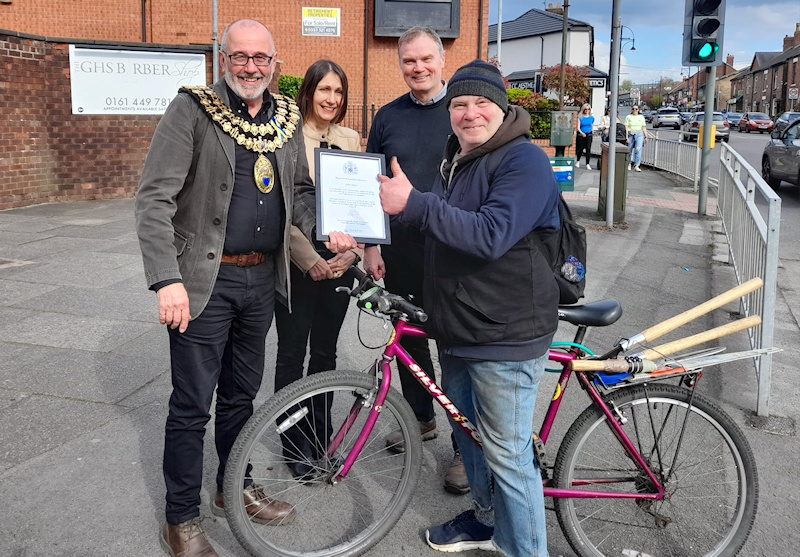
<box><xmin>0</xmin><ymin>165</ymin><xmax>797</xmax><ymax>556</ymax></box>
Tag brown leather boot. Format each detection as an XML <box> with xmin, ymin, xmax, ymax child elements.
<box><xmin>443</xmin><ymin>449</ymin><xmax>470</xmax><ymax>495</ymax></box>
<box><xmin>212</xmin><ymin>484</ymin><xmax>297</xmax><ymax>525</ymax></box>
<box><xmin>160</xmin><ymin>518</ymin><xmax>218</xmax><ymax>557</ymax></box>
<box><xmin>385</xmin><ymin>418</ymin><xmax>438</xmax><ymax>454</ymax></box>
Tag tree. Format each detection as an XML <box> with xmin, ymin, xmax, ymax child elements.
<box><xmin>621</xmin><ymin>79</ymin><xmax>634</xmax><ymax>91</ymax></box>
<box><xmin>541</xmin><ymin>64</ymin><xmax>590</xmax><ymax>106</ymax></box>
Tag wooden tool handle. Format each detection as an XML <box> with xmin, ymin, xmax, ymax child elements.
<box><xmin>641</xmin><ymin>315</ymin><xmax>761</xmax><ymax>360</ymax></box>
<box><xmin>571</xmin><ymin>359</ymin><xmax>658</xmax><ymax>373</ymax></box>
<box><xmin>638</xmin><ymin>277</ymin><xmax>762</xmax><ymax>344</ymax></box>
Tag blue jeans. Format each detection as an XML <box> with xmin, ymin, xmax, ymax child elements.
<box><xmin>441</xmin><ymin>352</ymin><xmax>549</xmax><ymax>557</ymax></box>
<box><xmin>628</xmin><ymin>132</ymin><xmax>644</xmax><ymax>166</ymax></box>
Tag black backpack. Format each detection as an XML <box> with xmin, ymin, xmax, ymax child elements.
<box><xmin>484</xmin><ymin>138</ymin><xmax>587</xmax><ymax>305</ymax></box>
<box><xmin>615</xmin><ymin>122</ymin><xmax>628</xmax><ymax>144</ymax></box>
<box><xmin>537</xmin><ymin>195</ymin><xmax>587</xmax><ymax>305</ymax></box>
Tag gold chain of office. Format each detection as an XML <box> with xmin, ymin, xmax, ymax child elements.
<box><xmin>180</xmin><ymin>85</ymin><xmax>300</xmax><ymax>154</ymax></box>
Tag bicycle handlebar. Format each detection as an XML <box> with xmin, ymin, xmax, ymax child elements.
<box><xmin>342</xmin><ymin>266</ymin><xmax>428</xmax><ymax>323</ymax></box>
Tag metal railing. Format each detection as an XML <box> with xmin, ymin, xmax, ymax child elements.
<box><xmin>340</xmin><ymin>104</ymin><xmax>376</xmax><ymax>140</ymax></box>
<box><xmin>640</xmin><ymin>131</ymin><xmax>701</xmax><ymax>185</ymax></box>
<box><xmin>717</xmin><ymin>142</ymin><xmax>781</xmax><ymax>416</ymax></box>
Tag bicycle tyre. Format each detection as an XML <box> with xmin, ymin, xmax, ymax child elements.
<box><xmin>553</xmin><ymin>383</ymin><xmax>758</xmax><ymax>557</ymax></box>
<box><xmin>223</xmin><ymin>370</ymin><xmax>422</xmax><ymax>557</ymax></box>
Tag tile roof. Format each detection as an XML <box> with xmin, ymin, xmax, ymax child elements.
<box><xmin>488</xmin><ymin>8</ymin><xmax>591</xmax><ymax>42</ymax></box>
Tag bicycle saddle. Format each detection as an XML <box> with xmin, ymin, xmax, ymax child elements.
<box><xmin>558</xmin><ymin>299</ymin><xmax>622</xmax><ymax>327</ymax></box>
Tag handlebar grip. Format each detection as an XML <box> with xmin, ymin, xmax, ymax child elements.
<box><xmin>392</xmin><ymin>297</ymin><xmax>428</xmax><ymax>323</ymax></box>
<box><xmin>348</xmin><ymin>265</ymin><xmax>368</xmax><ymax>283</ymax></box>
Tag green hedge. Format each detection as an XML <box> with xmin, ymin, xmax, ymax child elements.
<box><xmin>507</xmin><ymin>89</ymin><xmax>560</xmax><ymax>139</ymax></box>
<box><xmin>278</xmin><ymin>75</ymin><xmax>303</xmax><ymax>100</ymax></box>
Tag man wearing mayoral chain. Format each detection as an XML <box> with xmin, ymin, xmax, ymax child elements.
<box><xmin>135</xmin><ymin>18</ymin><xmax>357</xmax><ymax>557</ymax></box>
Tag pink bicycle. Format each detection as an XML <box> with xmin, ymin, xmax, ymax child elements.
<box><xmin>224</xmin><ymin>269</ymin><xmax>760</xmax><ymax>557</ymax></box>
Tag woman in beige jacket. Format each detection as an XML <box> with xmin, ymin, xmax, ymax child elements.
<box><xmin>274</xmin><ymin>59</ymin><xmax>362</xmax><ymax>479</ymax></box>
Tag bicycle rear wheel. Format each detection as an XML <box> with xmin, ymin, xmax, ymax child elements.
<box><xmin>223</xmin><ymin>370</ymin><xmax>422</xmax><ymax>557</ymax></box>
<box><xmin>553</xmin><ymin>383</ymin><xmax>758</xmax><ymax>557</ymax></box>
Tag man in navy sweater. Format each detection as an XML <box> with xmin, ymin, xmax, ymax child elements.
<box><xmin>379</xmin><ymin>60</ymin><xmax>560</xmax><ymax>557</ymax></box>
<box><xmin>365</xmin><ymin>26</ymin><xmax>468</xmax><ymax>494</ymax></box>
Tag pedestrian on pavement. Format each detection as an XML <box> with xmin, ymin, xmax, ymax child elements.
<box><xmin>598</xmin><ymin>106</ymin><xmax>619</xmax><ymax>143</ymax></box>
<box><xmin>378</xmin><ymin>59</ymin><xmax>560</xmax><ymax>557</ymax></box>
<box><xmin>273</xmin><ymin>59</ymin><xmax>362</xmax><ymax>480</ymax></box>
<box><xmin>575</xmin><ymin>103</ymin><xmax>594</xmax><ymax>169</ymax></box>
<box><xmin>363</xmin><ymin>26</ymin><xmax>469</xmax><ymax>495</ymax></box>
<box><xmin>625</xmin><ymin>104</ymin><xmax>647</xmax><ymax>171</ymax></box>
<box><xmin>135</xmin><ymin>19</ymin><xmax>357</xmax><ymax>557</ymax></box>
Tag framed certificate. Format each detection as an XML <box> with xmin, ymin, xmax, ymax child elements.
<box><xmin>315</xmin><ymin>149</ymin><xmax>391</xmax><ymax>244</ymax></box>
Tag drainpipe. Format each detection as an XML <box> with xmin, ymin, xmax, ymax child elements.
<box><xmin>362</xmin><ymin>0</ymin><xmax>369</xmax><ymax>138</ymax></box>
<box><xmin>141</xmin><ymin>0</ymin><xmax>147</xmax><ymax>42</ymax></box>
<box><xmin>478</xmin><ymin>0</ymin><xmax>484</xmax><ymax>59</ymax></box>
<box><xmin>212</xmin><ymin>0</ymin><xmax>219</xmax><ymax>83</ymax></box>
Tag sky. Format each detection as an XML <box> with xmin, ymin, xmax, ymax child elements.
<box><xmin>488</xmin><ymin>0</ymin><xmax>800</xmax><ymax>85</ymax></box>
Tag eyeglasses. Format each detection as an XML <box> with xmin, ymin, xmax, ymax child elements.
<box><xmin>632</xmin><ymin>107</ymin><xmax>639</xmax><ymax>111</ymax></box>
<box><xmin>223</xmin><ymin>52</ymin><xmax>275</xmax><ymax>67</ymax></box>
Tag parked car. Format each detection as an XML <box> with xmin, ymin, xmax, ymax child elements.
<box><xmin>644</xmin><ymin>110</ymin><xmax>658</xmax><ymax>123</ymax></box>
<box><xmin>680</xmin><ymin>112</ymin><xmax>693</xmax><ymax>124</ymax></box>
<box><xmin>681</xmin><ymin>112</ymin><xmax>730</xmax><ymax>142</ymax></box>
<box><xmin>725</xmin><ymin>112</ymin><xmax>743</xmax><ymax>127</ymax></box>
<box><xmin>773</xmin><ymin>111</ymin><xmax>800</xmax><ymax>135</ymax></box>
<box><xmin>761</xmin><ymin>118</ymin><xmax>800</xmax><ymax>190</ymax></box>
<box><xmin>738</xmin><ymin>112</ymin><xmax>774</xmax><ymax>133</ymax></box>
<box><xmin>652</xmin><ymin>107</ymin><xmax>682</xmax><ymax>129</ymax></box>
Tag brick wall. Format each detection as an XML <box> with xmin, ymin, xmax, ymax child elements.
<box><xmin>1</xmin><ymin>0</ymin><xmax>489</xmax><ymax>112</ymax></box>
<box><xmin>0</xmin><ymin>32</ymin><xmax>220</xmax><ymax>209</ymax></box>
<box><xmin>1</xmin><ymin>1</ymin><xmax>489</xmax><ymax>209</ymax></box>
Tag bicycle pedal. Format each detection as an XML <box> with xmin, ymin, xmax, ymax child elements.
<box><xmin>532</xmin><ymin>433</ymin><xmax>549</xmax><ymax>468</ymax></box>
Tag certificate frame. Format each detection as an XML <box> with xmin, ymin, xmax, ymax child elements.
<box><xmin>315</xmin><ymin>149</ymin><xmax>391</xmax><ymax>244</ymax></box>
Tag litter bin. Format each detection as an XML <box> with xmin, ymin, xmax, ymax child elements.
<box><xmin>598</xmin><ymin>142</ymin><xmax>630</xmax><ymax>222</ymax></box>
<box><xmin>549</xmin><ymin>156</ymin><xmax>575</xmax><ymax>192</ymax></box>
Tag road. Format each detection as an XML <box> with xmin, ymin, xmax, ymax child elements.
<box><xmin>644</xmin><ymin>116</ymin><xmax>799</xmax><ymax>262</ymax></box>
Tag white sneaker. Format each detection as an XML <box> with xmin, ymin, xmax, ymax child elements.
<box><xmin>575</xmin><ymin>161</ymin><xmax>580</xmax><ymax>168</ymax></box>
<box><xmin>628</xmin><ymin>164</ymin><xmax>632</xmax><ymax>171</ymax></box>
<box><xmin>635</xmin><ymin>165</ymin><xmax>641</xmax><ymax>172</ymax></box>
<box><xmin>586</xmin><ymin>164</ymin><xmax>592</xmax><ymax>170</ymax></box>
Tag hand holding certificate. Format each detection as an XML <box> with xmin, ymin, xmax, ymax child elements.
<box><xmin>315</xmin><ymin>149</ymin><xmax>390</xmax><ymax>244</ymax></box>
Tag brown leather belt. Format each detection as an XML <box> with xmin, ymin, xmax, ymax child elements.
<box><xmin>220</xmin><ymin>252</ymin><xmax>268</xmax><ymax>266</ymax></box>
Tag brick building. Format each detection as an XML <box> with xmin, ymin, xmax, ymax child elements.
<box><xmin>0</xmin><ymin>0</ymin><xmax>488</xmax><ymax>209</ymax></box>
<box><xmin>730</xmin><ymin>23</ymin><xmax>800</xmax><ymax>116</ymax></box>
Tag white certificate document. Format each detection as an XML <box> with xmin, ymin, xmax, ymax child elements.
<box><xmin>315</xmin><ymin>149</ymin><xmax>390</xmax><ymax>244</ymax></box>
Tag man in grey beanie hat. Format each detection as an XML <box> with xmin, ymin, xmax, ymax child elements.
<box><xmin>378</xmin><ymin>59</ymin><xmax>560</xmax><ymax>556</ymax></box>
<box><xmin>445</xmin><ymin>59</ymin><xmax>508</xmax><ymax>113</ymax></box>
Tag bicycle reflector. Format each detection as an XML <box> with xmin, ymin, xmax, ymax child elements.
<box><xmin>682</xmin><ymin>0</ymin><xmax>726</xmax><ymax>66</ymax></box>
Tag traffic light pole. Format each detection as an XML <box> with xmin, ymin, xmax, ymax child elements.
<box><xmin>697</xmin><ymin>66</ymin><xmax>715</xmax><ymax>216</ymax></box>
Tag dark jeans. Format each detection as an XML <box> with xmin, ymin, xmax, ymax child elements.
<box><xmin>164</xmin><ymin>260</ymin><xmax>275</xmax><ymax>525</ymax></box>
<box><xmin>274</xmin><ymin>264</ymin><xmax>354</xmax><ymax>458</ymax></box>
<box><xmin>382</xmin><ymin>257</ymin><xmax>436</xmax><ymax>424</ymax></box>
<box><xmin>576</xmin><ymin>132</ymin><xmax>593</xmax><ymax>165</ymax></box>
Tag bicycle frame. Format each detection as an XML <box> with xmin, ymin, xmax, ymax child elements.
<box><xmin>329</xmin><ymin>317</ymin><xmax>665</xmax><ymax>503</ymax></box>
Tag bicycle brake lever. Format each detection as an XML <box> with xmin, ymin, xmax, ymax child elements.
<box><xmin>335</xmin><ymin>286</ymin><xmax>352</xmax><ymax>295</ymax></box>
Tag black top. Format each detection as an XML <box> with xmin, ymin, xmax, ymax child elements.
<box><xmin>223</xmin><ymin>84</ymin><xmax>285</xmax><ymax>255</ymax></box>
<box><xmin>365</xmin><ymin>93</ymin><xmax>452</xmax><ymax>269</ymax></box>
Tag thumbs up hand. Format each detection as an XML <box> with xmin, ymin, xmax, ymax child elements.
<box><xmin>378</xmin><ymin>157</ymin><xmax>414</xmax><ymax>215</ymax></box>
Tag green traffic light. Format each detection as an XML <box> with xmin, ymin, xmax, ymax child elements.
<box><xmin>698</xmin><ymin>42</ymin><xmax>717</xmax><ymax>58</ymax></box>
<box><xmin>691</xmin><ymin>39</ymin><xmax>719</xmax><ymax>62</ymax></box>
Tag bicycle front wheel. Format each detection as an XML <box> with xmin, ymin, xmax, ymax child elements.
<box><xmin>223</xmin><ymin>370</ymin><xmax>422</xmax><ymax>557</ymax></box>
<box><xmin>553</xmin><ymin>383</ymin><xmax>758</xmax><ymax>557</ymax></box>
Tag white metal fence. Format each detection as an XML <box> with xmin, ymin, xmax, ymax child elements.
<box><xmin>717</xmin><ymin>143</ymin><xmax>781</xmax><ymax>416</ymax></box>
<box><xmin>592</xmin><ymin>132</ymin><xmax>700</xmax><ymax>185</ymax></box>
